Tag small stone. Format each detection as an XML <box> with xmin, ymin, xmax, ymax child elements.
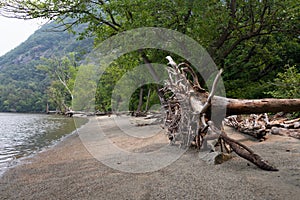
<box><xmin>215</xmin><ymin>153</ymin><xmax>234</xmax><ymax>164</ymax></box>
<box><xmin>259</xmin><ymin>138</ymin><xmax>264</xmax><ymax>142</ymax></box>
<box><xmin>294</xmin><ymin>122</ymin><xmax>300</xmax><ymax>129</ymax></box>
<box><xmin>199</xmin><ymin>152</ymin><xmax>233</xmax><ymax>165</ymax></box>
<box><xmin>271</xmin><ymin>127</ymin><xmax>280</xmax><ymax>135</ymax></box>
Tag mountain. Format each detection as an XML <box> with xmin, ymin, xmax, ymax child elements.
<box><xmin>0</xmin><ymin>20</ymin><xmax>94</xmax><ymax>112</ymax></box>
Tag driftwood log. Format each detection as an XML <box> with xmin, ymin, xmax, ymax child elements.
<box><xmin>214</xmin><ymin>97</ymin><xmax>300</xmax><ymax>116</ymax></box>
<box><xmin>225</xmin><ymin>114</ymin><xmax>300</xmax><ymax>139</ymax></box>
<box><xmin>161</xmin><ymin>56</ymin><xmax>300</xmax><ymax>171</ymax></box>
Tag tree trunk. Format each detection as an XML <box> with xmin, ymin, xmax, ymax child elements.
<box><xmin>145</xmin><ymin>89</ymin><xmax>151</xmax><ymax>112</ymax></box>
<box><xmin>213</xmin><ymin>96</ymin><xmax>300</xmax><ymax>116</ymax></box>
<box><xmin>139</xmin><ymin>50</ymin><xmax>167</xmax><ymax>106</ymax></box>
<box><xmin>136</xmin><ymin>87</ymin><xmax>144</xmax><ymax>113</ymax></box>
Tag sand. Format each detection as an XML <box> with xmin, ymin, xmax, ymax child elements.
<box><xmin>0</xmin><ymin>116</ymin><xmax>299</xmax><ymax>200</ymax></box>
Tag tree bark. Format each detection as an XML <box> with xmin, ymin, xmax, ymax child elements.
<box><xmin>136</xmin><ymin>88</ymin><xmax>144</xmax><ymax>113</ymax></box>
<box><xmin>213</xmin><ymin>96</ymin><xmax>300</xmax><ymax>116</ymax></box>
<box><xmin>145</xmin><ymin>89</ymin><xmax>151</xmax><ymax>112</ymax></box>
<box><xmin>163</xmin><ymin>56</ymin><xmax>300</xmax><ymax>171</ymax></box>
<box><xmin>220</xmin><ymin>132</ymin><xmax>278</xmax><ymax>171</ymax></box>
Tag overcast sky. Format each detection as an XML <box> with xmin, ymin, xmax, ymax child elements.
<box><xmin>0</xmin><ymin>16</ymin><xmax>47</xmax><ymax>56</ymax></box>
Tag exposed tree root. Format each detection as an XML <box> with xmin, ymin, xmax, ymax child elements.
<box><xmin>162</xmin><ymin>56</ymin><xmax>281</xmax><ymax>171</ymax></box>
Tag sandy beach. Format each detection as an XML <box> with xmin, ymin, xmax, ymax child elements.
<box><xmin>0</xmin><ymin>116</ymin><xmax>299</xmax><ymax>200</ymax></box>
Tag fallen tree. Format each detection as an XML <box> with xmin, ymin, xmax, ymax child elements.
<box><xmin>162</xmin><ymin>56</ymin><xmax>300</xmax><ymax>171</ymax></box>
<box><xmin>225</xmin><ymin>114</ymin><xmax>300</xmax><ymax>139</ymax></box>
<box><xmin>215</xmin><ymin>97</ymin><xmax>300</xmax><ymax>116</ymax></box>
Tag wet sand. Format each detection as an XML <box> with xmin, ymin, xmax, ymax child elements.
<box><xmin>0</xmin><ymin>116</ymin><xmax>299</xmax><ymax>199</ymax></box>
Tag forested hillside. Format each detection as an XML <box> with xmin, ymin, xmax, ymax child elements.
<box><xmin>0</xmin><ymin>20</ymin><xmax>93</xmax><ymax>112</ymax></box>
<box><xmin>0</xmin><ymin>0</ymin><xmax>299</xmax><ymax>114</ymax></box>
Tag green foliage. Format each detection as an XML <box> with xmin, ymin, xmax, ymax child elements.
<box><xmin>0</xmin><ymin>20</ymin><xmax>93</xmax><ymax>112</ymax></box>
<box><xmin>37</xmin><ymin>53</ymin><xmax>78</xmax><ymax>112</ymax></box>
<box><xmin>266</xmin><ymin>65</ymin><xmax>300</xmax><ymax>99</ymax></box>
<box><xmin>1</xmin><ymin>0</ymin><xmax>299</xmax><ymax>113</ymax></box>
<box><xmin>128</xmin><ymin>84</ymin><xmax>161</xmax><ymax>112</ymax></box>
<box><xmin>94</xmin><ymin>51</ymin><xmax>164</xmax><ymax>113</ymax></box>
<box><xmin>95</xmin><ymin>53</ymin><xmax>140</xmax><ymax>112</ymax></box>
<box><xmin>72</xmin><ymin>64</ymin><xmax>98</xmax><ymax>112</ymax></box>
<box><xmin>266</xmin><ymin>65</ymin><xmax>300</xmax><ymax>117</ymax></box>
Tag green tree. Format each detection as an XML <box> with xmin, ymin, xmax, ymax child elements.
<box><xmin>37</xmin><ymin>53</ymin><xmax>78</xmax><ymax>112</ymax></box>
<box><xmin>2</xmin><ymin>0</ymin><xmax>299</xmax><ymax>102</ymax></box>
<box><xmin>267</xmin><ymin>65</ymin><xmax>300</xmax><ymax>99</ymax></box>
<box><xmin>266</xmin><ymin>65</ymin><xmax>300</xmax><ymax>117</ymax></box>
<box><xmin>0</xmin><ymin>19</ymin><xmax>93</xmax><ymax>112</ymax></box>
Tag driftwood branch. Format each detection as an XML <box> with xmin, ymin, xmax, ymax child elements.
<box><xmin>201</xmin><ymin>69</ymin><xmax>223</xmax><ymax>114</ymax></box>
<box><xmin>225</xmin><ymin>114</ymin><xmax>300</xmax><ymax>140</ymax></box>
<box><xmin>220</xmin><ymin>132</ymin><xmax>278</xmax><ymax>171</ymax></box>
<box><xmin>161</xmin><ymin>56</ymin><xmax>300</xmax><ymax>171</ymax></box>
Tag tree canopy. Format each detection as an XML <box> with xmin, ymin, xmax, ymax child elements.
<box><xmin>1</xmin><ymin>0</ymin><xmax>299</xmax><ymax>112</ymax></box>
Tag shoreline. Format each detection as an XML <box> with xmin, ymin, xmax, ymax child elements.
<box><xmin>1</xmin><ymin>116</ymin><xmax>299</xmax><ymax>199</ymax></box>
<box><xmin>0</xmin><ymin>115</ymin><xmax>89</xmax><ymax>178</ymax></box>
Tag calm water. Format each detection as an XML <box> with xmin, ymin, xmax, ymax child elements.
<box><xmin>0</xmin><ymin>113</ymin><xmax>87</xmax><ymax>176</ymax></box>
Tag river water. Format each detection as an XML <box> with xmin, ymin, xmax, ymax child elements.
<box><xmin>0</xmin><ymin>112</ymin><xmax>87</xmax><ymax>176</ymax></box>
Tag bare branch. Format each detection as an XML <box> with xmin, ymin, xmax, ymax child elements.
<box><xmin>200</xmin><ymin>69</ymin><xmax>223</xmax><ymax>114</ymax></box>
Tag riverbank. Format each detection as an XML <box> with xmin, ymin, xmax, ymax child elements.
<box><xmin>0</xmin><ymin>113</ymin><xmax>88</xmax><ymax>177</ymax></box>
<box><xmin>0</xmin><ymin>116</ymin><xmax>299</xmax><ymax>199</ymax></box>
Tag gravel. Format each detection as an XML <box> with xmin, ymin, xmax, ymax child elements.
<box><xmin>1</xmin><ymin>116</ymin><xmax>299</xmax><ymax>200</ymax></box>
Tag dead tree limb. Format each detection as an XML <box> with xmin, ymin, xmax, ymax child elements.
<box><xmin>161</xmin><ymin>56</ymin><xmax>299</xmax><ymax>171</ymax></box>
<box><xmin>225</xmin><ymin>114</ymin><xmax>300</xmax><ymax>140</ymax></box>
<box><xmin>213</xmin><ymin>97</ymin><xmax>300</xmax><ymax>116</ymax></box>
<box><xmin>219</xmin><ymin>132</ymin><xmax>278</xmax><ymax>171</ymax></box>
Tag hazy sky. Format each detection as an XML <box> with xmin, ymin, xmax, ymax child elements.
<box><xmin>0</xmin><ymin>16</ymin><xmax>46</xmax><ymax>56</ymax></box>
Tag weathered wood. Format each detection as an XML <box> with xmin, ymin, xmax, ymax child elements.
<box><xmin>162</xmin><ymin>56</ymin><xmax>300</xmax><ymax>171</ymax></box>
<box><xmin>224</xmin><ymin>114</ymin><xmax>268</xmax><ymax>139</ymax></box>
<box><xmin>220</xmin><ymin>132</ymin><xmax>278</xmax><ymax>171</ymax></box>
<box><xmin>213</xmin><ymin>97</ymin><xmax>300</xmax><ymax>116</ymax></box>
<box><xmin>225</xmin><ymin>114</ymin><xmax>300</xmax><ymax>140</ymax></box>
<box><xmin>208</xmin><ymin>121</ymin><xmax>278</xmax><ymax>171</ymax></box>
